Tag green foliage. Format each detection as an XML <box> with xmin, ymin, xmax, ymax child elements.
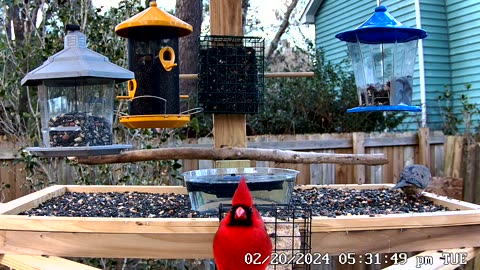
<box><xmin>247</xmin><ymin>50</ymin><xmax>406</xmax><ymax>135</ymax></box>
<box><xmin>437</xmin><ymin>84</ymin><xmax>479</xmax><ymax>136</ymax></box>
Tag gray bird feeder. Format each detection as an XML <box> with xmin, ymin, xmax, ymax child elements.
<box><xmin>22</xmin><ymin>24</ymin><xmax>134</xmax><ymax>157</ymax></box>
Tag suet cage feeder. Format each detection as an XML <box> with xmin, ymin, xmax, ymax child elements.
<box><xmin>115</xmin><ymin>1</ymin><xmax>193</xmax><ymax>129</ymax></box>
<box><xmin>219</xmin><ymin>203</ymin><xmax>313</xmax><ymax>270</ymax></box>
<box><xmin>336</xmin><ymin>6</ymin><xmax>427</xmax><ymax>113</ymax></box>
<box><xmin>22</xmin><ymin>24</ymin><xmax>133</xmax><ymax>157</ymax></box>
<box><xmin>198</xmin><ymin>35</ymin><xmax>264</xmax><ymax>114</ymax></box>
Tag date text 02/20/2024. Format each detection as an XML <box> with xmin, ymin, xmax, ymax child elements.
<box><xmin>244</xmin><ymin>252</ymin><xmax>469</xmax><ymax>266</ymax></box>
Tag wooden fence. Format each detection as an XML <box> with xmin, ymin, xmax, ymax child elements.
<box><xmin>0</xmin><ymin>136</ymin><xmax>25</xmax><ymax>203</ymax></box>
<box><xmin>177</xmin><ymin>129</ymin><xmax>446</xmax><ymax>186</ymax></box>
<box><xmin>0</xmin><ymin>129</ymin><xmax>446</xmax><ymax>203</ymax></box>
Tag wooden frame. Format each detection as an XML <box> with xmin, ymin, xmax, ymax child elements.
<box><xmin>1</xmin><ymin>184</ymin><xmax>480</xmax><ymax>259</ymax></box>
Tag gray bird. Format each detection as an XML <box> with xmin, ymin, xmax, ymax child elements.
<box><xmin>392</xmin><ymin>164</ymin><xmax>432</xmax><ymax>199</ymax></box>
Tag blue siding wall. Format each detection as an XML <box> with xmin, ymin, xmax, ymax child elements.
<box><xmin>314</xmin><ymin>0</ymin><xmax>376</xmax><ymax>68</ymax></box>
<box><xmin>446</xmin><ymin>0</ymin><xmax>480</xmax><ymax>132</ymax></box>
<box><xmin>419</xmin><ymin>0</ymin><xmax>451</xmax><ymax>131</ymax></box>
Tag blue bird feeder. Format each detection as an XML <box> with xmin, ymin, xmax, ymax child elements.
<box><xmin>336</xmin><ymin>6</ymin><xmax>427</xmax><ymax>113</ymax></box>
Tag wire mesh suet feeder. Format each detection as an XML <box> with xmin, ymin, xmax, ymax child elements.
<box><xmin>22</xmin><ymin>24</ymin><xmax>133</xmax><ymax>157</ymax></box>
<box><xmin>115</xmin><ymin>1</ymin><xmax>193</xmax><ymax>128</ymax></box>
<box><xmin>219</xmin><ymin>203</ymin><xmax>312</xmax><ymax>270</ymax></box>
<box><xmin>336</xmin><ymin>6</ymin><xmax>427</xmax><ymax>113</ymax></box>
<box><xmin>198</xmin><ymin>35</ymin><xmax>264</xmax><ymax>114</ymax></box>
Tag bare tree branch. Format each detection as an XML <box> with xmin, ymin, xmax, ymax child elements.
<box><xmin>265</xmin><ymin>0</ymin><xmax>299</xmax><ymax>65</ymax></box>
<box><xmin>74</xmin><ymin>147</ymin><xmax>388</xmax><ymax>165</ymax></box>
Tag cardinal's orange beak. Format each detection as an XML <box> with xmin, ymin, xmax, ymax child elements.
<box><xmin>235</xmin><ymin>207</ymin><xmax>247</xmax><ymax>220</ymax></box>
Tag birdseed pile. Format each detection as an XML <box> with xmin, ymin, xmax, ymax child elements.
<box><xmin>19</xmin><ymin>187</ymin><xmax>450</xmax><ymax>218</ymax></box>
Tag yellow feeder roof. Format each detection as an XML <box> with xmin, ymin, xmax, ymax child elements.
<box><xmin>115</xmin><ymin>1</ymin><xmax>193</xmax><ymax>38</ymax></box>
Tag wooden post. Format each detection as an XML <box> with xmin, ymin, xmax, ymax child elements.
<box><xmin>353</xmin><ymin>132</ymin><xmax>366</xmax><ymax>184</ymax></box>
<box><xmin>418</xmin><ymin>128</ymin><xmax>430</xmax><ymax>169</ymax></box>
<box><xmin>210</xmin><ymin>0</ymin><xmax>247</xmax><ymax>154</ymax></box>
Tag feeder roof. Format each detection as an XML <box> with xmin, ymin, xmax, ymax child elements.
<box><xmin>115</xmin><ymin>1</ymin><xmax>193</xmax><ymax>38</ymax></box>
<box><xmin>21</xmin><ymin>27</ymin><xmax>134</xmax><ymax>86</ymax></box>
<box><xmin>335</xmin><ymin>6</ymin><xmax>427</xmax><ymax>44</ymax></box>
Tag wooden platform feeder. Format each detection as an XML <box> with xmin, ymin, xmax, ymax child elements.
<box><xmin>1</xmin><ymin>184</ymin><xmax>480</xmax><ymax>259</ymax></box>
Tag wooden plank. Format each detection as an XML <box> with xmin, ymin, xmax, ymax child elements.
<box><xmin>0</xmin><ymin>160</ymin><xmax>15</xmax><ymax>203</ymax></box>
<box><xmin>309</xmin><ymin>211</ymin><xmax>480</xmax><ymax>232</ymax></box>
<box><xmin>311</xmin><ymin>225</ymin><xmax>480</xmax><ymax>256</ymax></box>
<box><xmin>274</xmin><ymin>163</ymin><xmax>310</xmax><ymax>185</ymax></box>
<box><xmin>392</xmin><ymin>146</ymin><xmax>404</xmax><ymax>183</ymax></box>
<box><xmin>15</xmin><ymin>161</ymin><xmax>28</xmax><ymax>201</ymax></box>
<box><xmin>452</xmin><ymin>136</ymin><xmax>464</xmax><ymax>179</ymax></box>
<box><xmin>364</xmin><ymin>136</ymin><xmax>418</xmax><ymax>147</ymax></box>
<box><xmin>382</xmin><ymin>247</ymin><xmax>480</xmax><ymax>270</ymax></box>
<box><xmin>0</xmin><ymin>215</ymin><xmax>219</xmax><ymax>234</ymax></box>
<box><xmin>211</xmin><ymin>0</ymin><xmax>245</xmax><ymax>152</ymax></box>
<box><xmin>213</xmin><ymin>114</ymin><xmax>247</xmax><ymax>149</ymax></box>
<box><xmin>444</xmin><ymin>136</ymin><xmax>455</xmax><ymax>177</ymax></box>
<box><xmin>210</xmin><ymin>0</ymin><xmax>242</xmax><ymax>36</ymax></box>
<box><xmin>368</xmin><ymin>147</ymin><xmax>383</xmax><ymax>184</ymax></box>
<box><xmin>215</xmin><ymin>160</ymin><xmax>250</xmax><ymax>168</ymax></box>
<box><xmin>463</xmin><ymin>143</ymin><xmax>478</xmax><ymax>203</ymax></box>
<box><xmin>182</xmin><ymin>132</ymin><xmax>445</xmax><ymax>150</ymax></box>
<box><xmin>422</xmin><ymin>192</ymin><xmax>480</xmax><ymax>210</ymax></box>
<box><xmin>475</xmin><ymin>144</ymin><xmax>480</xmax><ymax>205</ymax></box>
<box><xmin>0</xmin><ymin>186</ymin><xmax>66</xmax><ymax>215</ymax></box>
<box><xmin>384</xmin><ymin>146</ymin><xmax>394</xmax><ymax>184</ymax></box>
<box><xmin>181</xmin><ymin>158</ymin><xmax>198</xmax><ymax>173</ymax></box>
<box><xmin>0</xmin><ymin>231</ymin><xmax>216</xmax><ymax>259</ymax></box>
<box><xmin>403</xmin><ymin>146</ymin><xmax>415</xmax><ymax>167</ymax></box>
<box><xmin>418</xmin><ymin>127</ymin><xmax>431</xmax><ymax>168</ymax></box>
<box><xmin>353</xmin><ymin>132</ymin><xmax>366</xmax><ymax>184</ymax></box>
<box><xmin>249</xmin><ymin>139</ymin><xmax>352</xmax><ymax>150</ymax></box>
<box><xmin>434</xmin><ymin>143</ymin><xmax>445</xmax><ymax>176</ymax></box>
<box><xmin>0</xmin><ymin>254</ymin><xmax>101</xmax><ymax>270</ymax></box>
<box><xmin>1</xmin><ymin>225</ymin><xmax>478</xmax><ymax>259</ymax></box>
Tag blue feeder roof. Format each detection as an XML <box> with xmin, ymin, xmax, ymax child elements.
<box><xmin>335</xmin><ymin>6</ymin><xmax>427</xmax><ymax>44</ymax></box>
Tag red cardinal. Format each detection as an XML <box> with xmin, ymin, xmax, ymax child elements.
<box><xmin>213</xmin><ymin>177</ymin><xmax>273</xmax><ymax>270</ymax></box>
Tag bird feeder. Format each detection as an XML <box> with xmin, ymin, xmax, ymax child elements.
<box><xmin>22</xmin><ymin>24</ymin><xmax>134</xmax><ymax>157</ymax></box>
<box><xmin>198</xmin><ymin>35</ymin><xmax>264</xmax><ymax>114</ymax></box>
<box><xmin>115</xmin><ymin>1</ymin><xmax>193</xmax><ymax>128</ymax></box>
<box><xmin>336</xmin><ymin>6</ymin><xmax>427</xmax><ymax>113</ymax></box>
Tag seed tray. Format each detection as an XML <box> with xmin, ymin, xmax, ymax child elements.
<box><xmin>1</xmin><ymin>184</ymin><xmax>480</xmax><ymax>259</ymax></box>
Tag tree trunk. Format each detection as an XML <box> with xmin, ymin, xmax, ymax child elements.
<box><xmin>176</xmin><ymin>0</ymin><xmax>203</xmax><ymax>112</ymax></box>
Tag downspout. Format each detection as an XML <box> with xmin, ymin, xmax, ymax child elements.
<box><xmin>415</xmin><ymin>0</ymin><xmax>427</xmax><ymax>127</ymax></box>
